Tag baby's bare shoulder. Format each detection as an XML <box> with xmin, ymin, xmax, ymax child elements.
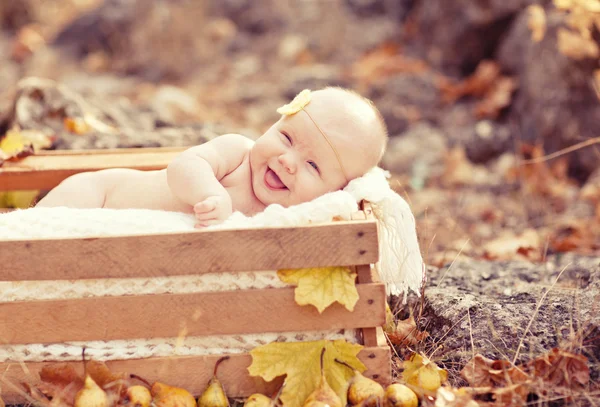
<box><xmin>213</xmin><ymin>133</ymin><xmax>254</xmax><ymax>150</ymax></box>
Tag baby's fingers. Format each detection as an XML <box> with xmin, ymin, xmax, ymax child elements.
<box><xmin>195</xmin><ymin>210</ymin><xmax>217</xmax><ymax>221</ymax></box>
<box><xmin>194</xmin><ymin>200</ymin><xmax>216</xmax><ymax>213</ymax></box>
<box><xmin>195</xmin><ymin>219</ymin><xmax>222</xmax><ymax>228</ymax></box>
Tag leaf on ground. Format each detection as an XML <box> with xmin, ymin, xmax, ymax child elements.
<box><xmin>482</xmin><ymin>229</ymin><xmax>541</xmax><ymax>261</ymax></box>
<box><xmin>248</xmin><ymin>339</ymin><xmax>365</xmax><ymax>407</ymax></box>
<box><xmin>386</xmin><ymin>315</ymin><xmax>429</xmax><ymax>347</ymax></box>
<box><xmin>277</xmin><ymin>266</ymin><xmax>358</xmax><ymax>313</ymax></box>
<box><xmin>474</xmin><ymin>77</ymin><xmax>518</xmax><ymax>119</ymax></box>
<box><xmin>438</xmin><ymin>60</ymin><xmax>501</xmax><ymax>103</ymax></box>
<box><xmin>0</xmin><ymin>127</ymin><xmax>53</xmax><ymax>157</ymax></box>
<box><xmin>36</xmin><ymin>363</ymin><xmax>85</xmax><ymax>405</ymax></box>
<box><xmin>527</xmin><ymin>4</ymin><xmax>547</xmax><ymax>42</ymax></box>
<box><xmin>402</xmin><ymin>353</ymin><xmax>447</xmax><ymax>394</ymax></box>
<box><xmin>548</xmin><ymin>219</ymin><xmax>599</xmax><ymax>254</ymax></box>
<box><xmin>527</xmin><ymin>348</ymin><xmax>589</xmax><ymax>389</ymax></box>
<box><xmin>557</xmin><ymin>27</ymin><xmax>599</xmax><ymax>59</ymax></box>
<box><xmin>460</xmin><ymin>354</ymin><xmax>529</xmax><ymax>388</ymax></box>
<box><xmin>461</xmin><ymin>354</ymin><xmax>530</xmax><ymax>404</ymax></box>
<box><xmin>351</xmin><ymin>42</ymin><xmax>428</xmax><ymax>87</ymax></box>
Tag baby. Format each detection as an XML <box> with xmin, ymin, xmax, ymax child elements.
<box><xmin>37</xmin><ymin>87</ymin><xmax>388</xmax><ymax>227</ymax></box>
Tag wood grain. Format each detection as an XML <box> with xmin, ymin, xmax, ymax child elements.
<box><xmin>0</xmin><ymin>346</ymin><xmax>391</xmax><ymax>403</ymax></box>
<box><xmin>0</xmin><ymin>220</ymin><xmax>378</xmax><ymax>281</ymax></box>
<box><xmin>0</xmin><ymin>284</ymin><xmax>386</xmax><ymax>344</ymax></box>
<box><xmin>0</xmin><ymin>148</ymin><xmax>185</xmax><ymax>191</ymax></box>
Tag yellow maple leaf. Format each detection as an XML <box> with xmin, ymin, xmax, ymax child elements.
<box><xmin>0</xmin><ymin>128</ymin><xmax>50</xmax><ymax>209</ymax></box>
<box><xmin>276</xmin><ymin>89</ymin><xmax>312</xmax><ymax>115</ymax></box>
<box><xmin>248</xmin><ymin>339</ymin><xmax>365</xmax><ymax>407</ymax></box>
<box><xmin>277</xmin><ymin>266</ymin><xmax>359</xmax><ymax>313</ymax></box>
<box><xmin>402</xmin><ymin>353</ymin><xmax>448</xmax><ymax>394</ymax></box>
<box><xmin>0</xmin><ymin>127</ymin><xmax>52</xmax><ymax>154</ymax></box>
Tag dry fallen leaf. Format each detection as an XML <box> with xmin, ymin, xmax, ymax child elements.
<box><xmin>527</xmin><ymin>348</ymin><xmax>589</xmax><ymax>390</ymax></box>
<box><xmin>482</xmin><ymin>229</ymin><xmax>541</xmax><ymax>261</ymax></box>
<box><xmin>386</xmin><ymin>315</ymin><xmax>429</xmax><ymax>347</ymax></box>
<box><xmin>460</xmin><ymin>355</ymin><xmax>529</xmax><ymax>388</ymax></box>
<box><xmin>248</xmin><ymin>340</ymin><xmax>365</xmax><ymax>407</ymax></box>
<box><xmin>460</xmin><ymin>355</ymin><xmax>530</xmax><ymax>404</ymax></box>
<box><xmin>527</xmin><ymin>4</ymin><xmax>547</xmax><ymax>42</ymax></box>
<box><xmin>277</xmin><ymin>266</ymin><xmax>359</xmax><ymax>313</ymax></box>
<box><xmin>402</xmin><ymin>353</ymin><xmax>448</xmax><ymax>394</ymax></box>
<box><xmin>35</xmin><ymin>363</ymin><xmax>85</xmax><ymax>406</ymax></box>
<box><xmin>557</xmin><ymin>27</ymin><xmax>599</xmax><ymax>59</ymax></box>
<box><xmin>474</xmin><ymin>77</ymin><xmax>518</xmax><ymax>119</ymax></box>
<box><xmin>351</xmin><ymin>42</ymin><xmax>428</xmax><ymax>88</ymax></box>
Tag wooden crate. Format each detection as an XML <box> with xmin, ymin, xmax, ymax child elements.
<box><xmin>0</xmin><ymin>149</ymin><xmax>391</xmax><ymax>403</ymax></box>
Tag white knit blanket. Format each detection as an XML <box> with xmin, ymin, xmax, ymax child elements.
<box><xmin>0</xmin><ymin>167</ymin><xmax>424</xmax><ymax>362</ymax></box>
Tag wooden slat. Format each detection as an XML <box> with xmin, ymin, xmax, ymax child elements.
<box><xmin>0</xmin><ymin>284</ymin><xmax>386</xmax><ymax>344</ymax></box>
<box><xmin>0</xmin><ymin>148</ymin><xmax>185</xmax><ymax>191</ymax></box>
<box><xmin>0</xmin><ymin>346</ymin><xmax>391</xmax><ymax>403</ymax></box>
<box><xmin>357</xmin><ymin>264</ymin><xmax>383</xmax><ymax>348</ymax></box>
<box><xmin>0</xmin><ymin>220</ymin><xmax>379</xmax><ymax>281</ymax></box>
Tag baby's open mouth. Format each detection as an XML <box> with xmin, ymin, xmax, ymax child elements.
<box><xmin>265</xmin><ymin>167</ymin><xmax>288</xmax><ymax>190</ymax></box>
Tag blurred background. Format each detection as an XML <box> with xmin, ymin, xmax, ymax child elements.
<box><xmin>0</xmin><ymin>0</ymin><xmax>599</xmax><ymax>262</ymax></box>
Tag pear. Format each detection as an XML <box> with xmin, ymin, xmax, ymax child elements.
<box><xmin>303</xmin><ymin>349</ymin><xmax>342</xmax><ymax>407</ymax></box>
<box><xmin>335</xmin><ymin>359</ymin><xmax>384</xmax><ymax>407</ymax></box>
<box><xmin>74</xmin><ymin>376</ymin><xmax>109</xmax><ymax>407</ymax></box>
<box><xmin>243</xmin><ymin>393</ymin><xmax>272</xmax><ymax>407</ymax></box>
<box><xmin>384</xmin><ymin>384</ymin><xmax>418</xmax><ymax>407</ymax></box>
<box><xmin>125</xmin><ymin>385</ymin><xmax>152</xmax><ymax>407</ymax></box>
<box><xmin>197</xmin><ymin>356</ymin><xmax>230</xmax><ymax>407</ymax></box>
<box><xmin>151</xmin><ymin>382</ymin><xmax>196</xmax><ymax>407</ymax></box>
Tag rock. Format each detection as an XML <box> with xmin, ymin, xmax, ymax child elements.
<box><xmin>370</xmin><ymin>72</ymin><xmax>441</xmax><ymax>136</ymax></box>
<box><xmin>497</xmin><ymin>8</ymin><xmax>600</xmax><ymax>180</ymax></box>
<box><xmin>401</xmin><ymin>254</ymin><xmax>600</xmax><ymax>383</ymax></box>
<box><xmin>51</xmin><ymin>0</ymin><xmax>223</xmax><ymax>80</ymax></box>
<box><xmin>381</xmin><ymin>123</ymin><xmax>447</xmax><ymax>187</ymax></box>
<box><xmin>404</xmin><ymin>0</ymin><xmax>537</xmax><ymax>74</ymax></box>
<box><xmin>440</xmin><ymin>104</ymin><xmax>513</xmax><ymax>163</ymax></box>
<box><xmin>0</xmin><ymin>0</ymin><xmax>33</xmax><ymax>33</ymax></box>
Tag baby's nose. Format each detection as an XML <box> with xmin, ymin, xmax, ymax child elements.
<box><xmin>278</xmin><ymin>153</ymin><xmax>297</xmax><ymax>174</ymax></box>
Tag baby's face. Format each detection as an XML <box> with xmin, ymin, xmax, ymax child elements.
<box><xmin>249</xmin><ymin>89</ymin><xmax>382</xmax><ymax>207</ymax></box>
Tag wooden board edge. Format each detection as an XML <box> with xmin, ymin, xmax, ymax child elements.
<box><xmin>0</xmin><ymin>220</ymin><xmax>379</xmax><ymax>281</ymax></box>
<box><xmin>0</xmin><ymin>346</ymin><xmax>391</xmax><ymax>403</ymax></box>
<box><xmin>1</xmin><ymin>284</ymin><xmax>387</xmax><ymax>344</ymax></box>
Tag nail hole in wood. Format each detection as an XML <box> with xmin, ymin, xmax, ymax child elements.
<box><xmin>368</xmin><ymin>353</ymin><xmax>376</xmax><ymax>358</ymax></box>
<box><xmin>372</xmin><ymin>374</ymin><xmax>379</xmax><ymax>379</ymax></box>
<box><xmin>359</xmin><ymin>250</ymin><xmax>367</xmax><ymax>255</ymax></box>
<box><xmin>357</xmin><ymin>231</ymin><xmax>364</xmax><ymax>237</ymax></box>
<box><xmin>367</xmin><ymin>299</ymin><xmax>374</xmax><ymax>305</ymax></box>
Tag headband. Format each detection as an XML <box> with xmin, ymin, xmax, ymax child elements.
<box><xmin>277</xmin><ymin>89</ymin><xmax>349</xmax><ymax>181</ymax></box>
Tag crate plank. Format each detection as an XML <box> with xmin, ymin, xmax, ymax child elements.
<box><xmin>0</xmin><ymin>284</ymin><xmax>386</xmax><ymax>344</ymax></box>
<box><xmin>0</xmin><ymin>148</ymin><xmax>185</xmax><ymax>191</ymax></box>
<box><xmin>0</xmin><ymin>220</ymin><xmax>378</xmax><ymax>281</ymax></box>
<box><xmin>0</xmin><ymin>345</ymin><xmax>390</xmax><ymax>403</ymax></box>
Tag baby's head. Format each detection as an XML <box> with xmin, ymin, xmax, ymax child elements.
<box><xmin>250</xmin><ymin>87</ymin><xmax>388</xmax><ymax>207</ymax></box>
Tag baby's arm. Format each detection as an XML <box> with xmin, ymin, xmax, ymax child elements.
<box><xmin>167</xmin><ymin>133</ymin><xmax>252</xmax><ymax>226</ymax></box>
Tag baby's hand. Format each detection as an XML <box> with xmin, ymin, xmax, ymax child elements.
<box><xmin>194</xmin><ymin>195</ymin><xmax>233</xmax><ymax>228</ymax></box>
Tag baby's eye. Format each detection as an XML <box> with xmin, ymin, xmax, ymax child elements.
<box><xmin>308</xmin><ymin>161</ymin><xmax>319</xmax><ymax>172</ymax></box>
<box><xmin>281</xmin><ymin>132</ymin><xmax>292</xmax><ymax>144</ymax></box>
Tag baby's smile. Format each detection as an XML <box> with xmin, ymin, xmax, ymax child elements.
<box><xmin>264</xmin><ymin>166</ymin><xmax>288</xmax><ymax>190</ymax></box>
